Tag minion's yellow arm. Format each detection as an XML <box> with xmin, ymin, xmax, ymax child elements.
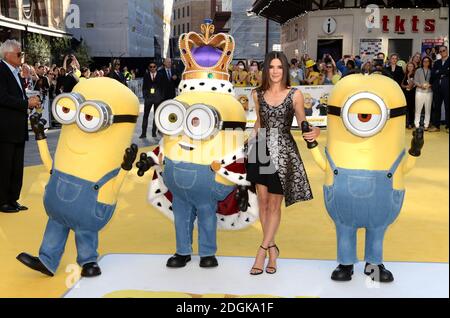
<box><xmin>215</xmin><ymin>174</ymin><xmax>235</xmax><ymax>186</ymax></box>
<box><xmin>310</xmin><ymin>147</ymin><xmax>327</xmax><ymax>172</ymax></box>
<box><xmin>112</xmin><ymin>169</ymin><xmax>129</xmax><ymax>197</ymax></box>
<box><xmin>403</xmin><ymin>153</ymin><xmax>417</xmax><ymax>175</ymax></box>
<box><xmin>37</xmin><ymin>139</ymin><xmax>53</xmax><ymax>173</ymax></box>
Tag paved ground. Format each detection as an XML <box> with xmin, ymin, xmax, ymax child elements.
<box><xmin>25</xmin><ymin>102</ymin><xmax>161</xmax><ymax>167</ymax></box>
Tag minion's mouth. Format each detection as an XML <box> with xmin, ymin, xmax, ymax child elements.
<box><xmin>179</xmin><ymin>141</ymin><xmax>196</xmax><ymax>151</ymax></box>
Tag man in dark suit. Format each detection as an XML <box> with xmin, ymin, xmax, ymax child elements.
<box><xmin>384</xmin><ymin>53</ymin><xmax>404</xmax><ymax>86</ymax></box>
<box><xmin>0</xmin><ymin>40</ymin><xmax>40</xmax><ymax>213</ymax></box>
<box><xmin>109</xmin><ymin>59</ymin><xmax>128</xmax><ymax>86</ymax></box>
<box><xmin>140</xmin><ymin>61</ymin><xmax>163</xmax><ymax>138</ymax></box>
<box><xmin>429</xmin><ymin>46</ymin><xmax>449</xmax><ymax>133</ymax></box>
<box><xmin>158</xmin><ymin>58</ymin><xmax>180</xmax><ymax>100</ymax></box>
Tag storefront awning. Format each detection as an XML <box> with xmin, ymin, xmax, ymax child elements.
<box><xmin>251</xmin><ymin>0</ymin><xmax>313</xmax><ymax>24</ymax></box>
<box><xmin>0</xmin><ymin>16</ymin><xmax>26</xmax><ymax>31</ymax></box>
<box><xmin>251</xmin><ymin>0</ymin><xmax>447</xmax><ymax>24</ymax></box>
<box><xmin>0</xmin><ymin>16</ymin><xmax>71</xmax><ymax>38</ymax></box>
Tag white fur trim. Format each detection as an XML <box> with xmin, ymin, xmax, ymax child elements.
<box><xmin>216</xmin><ymin>147</ymin><xmax>250</xmax><ymax>186</ymax></box>
<box><xmin>147</xmin><ymin>151</ymin><xmax>160</xmax><ymax>166</ymax></box>
<box><xmin>217</xmin><ymin>168</ymin><xmax>250</xmax><ymax>186</ymax></box>
<box><xmin>178</xmin><ymin>79</ymin><xmax>235</xmax><ymax>96</ymax></box>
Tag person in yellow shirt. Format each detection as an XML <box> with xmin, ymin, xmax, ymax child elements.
<box><xmin>305</xmin><ymin>59</ymin><xmax>320</xmax><ymax>85</ymax></box>
<box><xmin>232</xmin><ymin>61</ymin><xmax>248</xmax><ymax>87</ymax></box>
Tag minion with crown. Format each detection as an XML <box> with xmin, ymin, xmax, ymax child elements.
<box><xmin>136</xmin><ymin>20</ymin><xmax>258</xmax><ymax>268</ymax></box>
<box><xmin>305</xmin><ymin>73</ymin><xmax>424</xmax><ymax>282</ymax></box>
<box><xmin>16</xmin><ymin>78</ymin><xmax>139</xmax><ymax>277</ymax></box>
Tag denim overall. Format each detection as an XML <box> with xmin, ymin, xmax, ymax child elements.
<box><xmin>163</xmin><ymin>158</ymin><xmax>235</xmax><ymax>257</ymax></box>
<box><xmin>39</xmin><ymin>168</ymin><xmax>120</xmax><ymax>273</ymax></box>
<box><xmin>323</xmin><ymin>148</ymin><xmax>406</xmax><ymax>265</ymax></box>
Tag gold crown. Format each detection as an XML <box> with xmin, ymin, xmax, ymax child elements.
<box><xmin>179</xmin><ymin>21</ymin><xmax>235</xmax><ymax>81</ymax></box>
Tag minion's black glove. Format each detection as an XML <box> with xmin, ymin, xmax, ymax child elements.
<box><xmin>30</xmin><ymin>112</ymin><xmax>47</xmax><ymax>140</ymax></box>
<box><xmin>121</xmin><ymin>144</ymin><xmax>138</xmax><ymax>171</ymax></box>
<box><xmin>136</xmin><ymin>152</ymin><xmax>156</xmax><ymax>177</ymax></box>
<box><xmin>235</xmin><ymin>185</ymin><xmax>249</xmax><ymax>212</ymax></box>
<box><xmin>409</xmin><ymin>128</ymin><xmax>424</xmax><ymax>157</ymax></box>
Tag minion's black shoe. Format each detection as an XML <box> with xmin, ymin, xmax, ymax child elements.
<box><xmin>364</xmin><ymin>263</ymin><xmax>394</xmax><ymax>283</ymax></box>
<box><xmin>166</xmin><ymin>254</ymin><xmax>191</xmax><ymax>268</ymax></box>
<box><xmin>16</xmin><ymin>253</ymin><xmax>54</xmax><ymax>277</ymax></box>
<box><xmin>81</xmin><ymin>262</ymin><xmax>102</xmax><ymax>277</ymax></box>
<box><xmin>199</xmin><ymin>256</ymin><xmax>218</xmax><ymax>268</ymax></box>
<box><xmin>331</xmin><ymin>264</ymin><xmax>354</xmax><ymax>281</ymax></box>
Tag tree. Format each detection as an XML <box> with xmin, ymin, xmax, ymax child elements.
<box><xmin>25</xmin><ymin>33</ymin><xmax>51</xmax><ymax>66</ymax></box>
<box><xmin>73</xmin><ymin>40</ymin><xmax>92</xmax><ymax>68</ymax></box>
<box><xmin>50</xmin><ymin>37</ymin><xmax>71</xmax><ymax>66</ymax></box>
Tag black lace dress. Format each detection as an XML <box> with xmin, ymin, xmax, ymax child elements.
<box><xmin>246</xmin><ymin>88</ymin><xmax>313</xmax><ymax>207</ymax></box>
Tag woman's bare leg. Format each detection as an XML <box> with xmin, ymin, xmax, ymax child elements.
<box><xmin>264</xmin><ymin>193</ymin><xmax>283</xmax><ymax>273</ymax></box>
<box><xmin>250</xmin><ymin>184</ymin><xmax>269</xmax><ymax>274</ymax></box>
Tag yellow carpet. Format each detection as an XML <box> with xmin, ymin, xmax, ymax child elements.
<box><xmin>0</xmin><ymin>130</ymin><xmax>448</xmax><ymax>298</ymax></box>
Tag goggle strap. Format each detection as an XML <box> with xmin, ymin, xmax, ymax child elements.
<box><xmin>326</xmin><ymin>105</ymin><xmax>408</xmax><ymax>118</ymax></box>
<box><xmin>221</xmin><ymin>121</ymin><xmax>247</xmax><ymax>130</ymax></box>
<box><xmin>389</xmin><ymin>106</ymin><xmax>408</xmax><ymax>118</ymax></box>
<box><xmin>112</xmin><ymin>115</ymin><xmax>138</xmax><ymax>124</ymax></box>
<box><xmin>326</xmin><ymin>105</ymin><xmax>341</xmax><ymax>116</ymax></box>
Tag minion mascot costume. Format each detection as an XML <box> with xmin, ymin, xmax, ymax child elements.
<box><xmin>305</xmin><ymin>74</ymin><xmax>424</xmax><ymax>282</ymax></box>
<box><xmin>17</xmin><ymin>78</ymin><xmax>140</xmax><ymax>277</ymax></box>
<box><xmin>136</xmin><ymin>19</ymin><xmax>258</xmax><ymax>268</ymax></box>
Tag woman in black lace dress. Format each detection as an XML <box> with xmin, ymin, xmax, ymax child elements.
<box><xmin>246</xmin><ymin>51</ymin><xmax>320</xmax><ymax>275</ymax></box>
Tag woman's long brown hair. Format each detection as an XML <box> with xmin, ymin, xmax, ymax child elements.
<box><xmin>259</xmin><ymin>51</ymin><xmax>291</xmax><ymax>92</ymax></box>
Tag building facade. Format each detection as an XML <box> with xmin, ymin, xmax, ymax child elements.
<box><xmin>170</xmin><ymin>0</ymin><xmax>212</xmax><ymax>58</ymax></box>
<box><xmin>230</xmin><ymin>0</ymin><xmax>280</xmax><ymax>61</ymax></box>
<box><xmin>280</xmin><ymin>7</ymin><xmax>448</xmax><ymax>62</ymax></box>
<box><xmin>0</xmin><ymin>0</ymin><xmax>72</xmax><ymax>43</ymax></box>
<box><xmin>69</xmin><ymin>0</ymin><xmax>165</xmax><ymax>60</ymax></box>
<box><xmin>169</xmin><ymin>0</ymin><xmax>280</xmax><ymax>62</ymax></box>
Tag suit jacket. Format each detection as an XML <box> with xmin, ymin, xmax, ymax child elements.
<box><xmin>384</xmin><ymin>65</ymin><xmax>404</xmax><ymax>86</ymax></box>
<box><xmin>0</xmin><ymin>60</ymin><xmax>29</xmax><ymax>143</ymax></box>
<box><xmin>431</xmin><ymin>58</ymin><xmax>449</xmax><ymax>88</ymax></box>
<box><xmin>142</xmin><ymin>71</ymin><xmax>163</xmax><ymax>102</ymax></box>
<box><xmin>158</xmin><ymin>68</ymin><xmax>180</xmax><ymax>100</ymax></box>
<box><xmin>109</xmin><ymin>70</ymin><xmax>128</xmax><ymax>86</ymax></box>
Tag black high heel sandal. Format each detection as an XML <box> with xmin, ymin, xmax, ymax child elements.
<box><xmin>250</xmin><ymin>245</ymin><xmax>268</xmax><ymax>276</ymax></box>
<box><xmin>266</xmin><ymin>245</ymin><xmax>280</xmax><ymax>274</ymax></box>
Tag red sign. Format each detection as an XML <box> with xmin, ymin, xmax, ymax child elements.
<box><xmin>382</xmin><ymin>15</ymin><xmax>435</xmax><ymax>33</ymax></box>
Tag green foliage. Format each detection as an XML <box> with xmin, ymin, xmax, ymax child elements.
<box><xmin>24</xmin><ymin>34</ymin><xmax>92</xmax><ymax>68</ymax></box>
<box><xmin>50</xmin><ymin>37</ymin><xmax>71</xmax><ymax>65</ymax></box>
<box><xmin>73</xmin><ymin>41</ymin><xmax>92</xmax><ymax>67</ymax></box>
<box><xmin>25</xmin><ymin>33</ymin><xmax>51</xmax><ymax>66</ymax></box>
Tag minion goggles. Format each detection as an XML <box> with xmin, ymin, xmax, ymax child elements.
<box><xmin>155</xmin><ymin>99</ymin><xmax>247</xmax><ymax>140</ymax></box>
<box><xmin>327</xmin><ymin>92</ymin><xmax>407</xmax><ymax>138</ymax></box>
<box><xmin>52</xmin><ymin>93</ymin><xmax>138</xmax><ymax>133</ymax></box>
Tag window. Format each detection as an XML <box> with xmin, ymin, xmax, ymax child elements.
<box><xmin>173</xmin><ymin>25</ymin><xmax>176</xmax><ymax>36</ymax></box>
<box><xmin>187</xmin><ymin>6</ymin><xmax>190</xmax><ymax>17</ymax></box>
<box><xmin>173</xmin><ymin>10</ymin><xmax>176</xmax><ymax>20</ymax></box>
<box><xmin>178</xmin><ymin>24</ymin><xmax>181</xmax><ymax>36</ymax></box>
<box><xmin>182</xmin><ymin>7</ymin><xmax>185</xmax><ymax>18</ymax></box>
<box><xmin>1</xmin><ymin>0</ymin><xmax>19</xmax><ymax>19</ymax></box>
<box><xmin>187</xmin><ymin>23</ymin><xmax>190</xmax><ymax>32</ymax></box>
<box><xmin>178</xmin><ymin>8</ymin><xmax>180</xmax><ymax>19</ymax></box>
<box><xmin>182</xmin><ymin>24</ymin><xmax>185</xmax><ymax>33</ymax></box>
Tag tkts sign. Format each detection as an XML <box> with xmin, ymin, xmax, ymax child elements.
<box><xmin>382</xmin><ymin>15</ymin><xmax>436</xmax><ymax>33</ymax></box>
